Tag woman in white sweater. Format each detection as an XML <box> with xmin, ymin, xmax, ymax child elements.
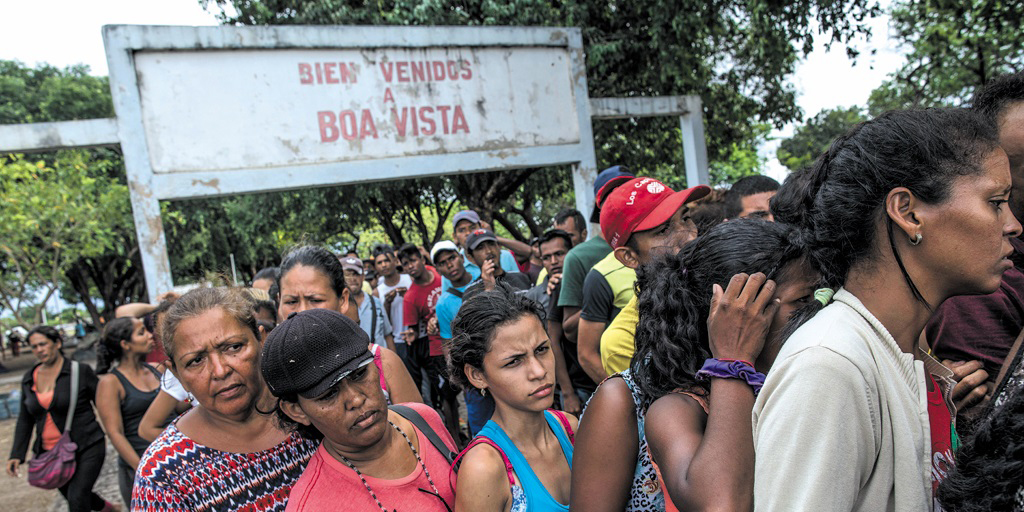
<box><xmin>753</xmin><ymin>108</ymin><xmax>1021</xmax><ymax>512</ymax></box>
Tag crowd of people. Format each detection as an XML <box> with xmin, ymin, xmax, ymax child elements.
<box><xmin>4</xmin><ymin>71</ymin><xmax>1024</xmax><ymax>511</ymax></box>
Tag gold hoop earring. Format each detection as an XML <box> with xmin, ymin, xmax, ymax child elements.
<box><xmin>909</xmin><ymin>233</ymin><xmax>922</xmax><ymax>246</ymax></box>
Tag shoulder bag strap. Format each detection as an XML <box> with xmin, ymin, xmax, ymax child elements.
<box><xmin>446</xmin><ymin>287</ymin><xmax>464</xmax><ymax>299</ymax></box>
<box><xmin>63</xmin><ymin>362</ymin><xmax>79</xmax><ymax>433</ymax></box>
<box><xmin>991</xmin><ymin>326</ymin><xmax>1024</xmax><ymax>402</ymax></box>
<box><xmin>389</xmin><ymin>404</ymin><xmax>456</xmax><ymax>464</ymax></box>
<box><xmin>449</xmin><ymin>437</ymin><xmax>516</xmax><ymax>493</ymax></box>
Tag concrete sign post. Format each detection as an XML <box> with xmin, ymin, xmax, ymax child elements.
<box><xmin>102</xmin><ymin>25</ymin><xmax>599</xmax><ymax>302</ymax></box>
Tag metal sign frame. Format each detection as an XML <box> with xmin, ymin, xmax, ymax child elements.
<box><xmin>102</xmin><ymin>25</ymin><xmax>599</xmax><ymax>302</ymax></box>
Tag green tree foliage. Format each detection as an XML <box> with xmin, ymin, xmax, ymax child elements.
<box><xmin>0</xmin><ymin>61</ymin><xmax>113</xmax><ymax>124</ymax></box>
<box><xmin>867</xmin><ymin>0</ymin><xmax>1024</xmax><ymax>115</ymax></box>
<box><xmin>205</xmin><ymin>0</ymin><xmax>880</xmax><ymax>230</ymax></box>
<box><xmin>0</xmin><ymin>61</ymin><xmax>145</xmax><ymax>326</ymax></box>
<box><xmin>777</xmin><ymin>107</ymin><xmax>867</xmax><ymax>172</ymax></box>
<box><xmin>0</xmin><ymin>153</ymin><xmax>126</xmax><ymax>328</ymax></box>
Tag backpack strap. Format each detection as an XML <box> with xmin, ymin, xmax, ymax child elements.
<box><xmin>446</xmin><ymin>287</ymin><xmax>464</xmax><ymax>299</ymax></box>
<box><xmin>548</xmin><ymin>409</ymin><xmax>575</xmax><ymax>445</ymax></box>
<box><xmin>449</xmin><ymin>436</ymin><xmax>516</xmax><ymax>494</ymax></box>
<box><xmin>389</xmin><ymin>404</ymin><xmax>456</xmax><ymax>464</ymax></box>
<box><xmin>63</xmin><ymin>361</ymin><xmax>79</xmax><ymax>433</ymax></box>
<box><xmin>370</xmin><ymin>297</ymin><xmax>378</xmax><ymax>344</ymax></box>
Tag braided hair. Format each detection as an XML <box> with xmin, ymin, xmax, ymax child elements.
<box><xmin>772</xmin><ymin>108</ymin><xmax>1000</xmax><ymax>341</ymax></box>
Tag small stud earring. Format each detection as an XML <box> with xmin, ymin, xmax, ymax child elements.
<box><xmin>909</xmin><ymin>233</ymin><xmax>922</xmax><ymax>246</ymax></box>
<box><xmin>480</xmin><ymin>388</ymin><xmax>487</xmax><ymax>397</ymax></box>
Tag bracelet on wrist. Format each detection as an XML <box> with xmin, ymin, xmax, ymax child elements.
<box><xmin>695</xmin><ymin>358</ymin><xmax>766</xmax><ymax>396</ymax></box>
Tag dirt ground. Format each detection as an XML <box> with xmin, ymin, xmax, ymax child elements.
<box><xmin>0</xmin><ymin>350</ymin><xmax>125</xmax><ymax>512</ymax></box>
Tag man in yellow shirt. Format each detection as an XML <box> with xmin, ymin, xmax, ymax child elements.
<box><xmin>577</xmin><ymin>176</ymin><xmax>709</xmax><ymax>380</ymax></box>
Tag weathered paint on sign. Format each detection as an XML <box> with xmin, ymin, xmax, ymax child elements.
<box><xmin>135</xmin><ymin>47</ymin><xmax>581</xmax><ymax>174</ymax></box>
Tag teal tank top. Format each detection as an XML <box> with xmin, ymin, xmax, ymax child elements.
<box><xmin>476</xmin><ymin>410</ymin><xmax>574</xmax><ymax>511</ymax></box>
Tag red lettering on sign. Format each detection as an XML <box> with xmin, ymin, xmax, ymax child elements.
<box><xmin>380</xmin><ymin>62</ymin><xmax>394</xmax><ymax>82</ymax></box>
<box><xmin>314</xmin><ymin>63</ymin><xmax>323</xmax><ymax>84</ymax></box>
<box><xmin>299</xmin><ymin>63</ymin><xmax>313</xmax><ymax>84</ymax></box>
<box><xmin>418</xmin><ymin>107</ymin><xmax>436</xmax><ymax>135</ymax></box>
<box><xmin>461</xmin><ymin>60</ymin><xmax>472</xmax><ymax>80</ymax></box>
<box><xmin>396</xmin><ymin>62</ymin><xmax>410</xmax><ymax>83</ymax></box>
<box><xmin>392</xmin><ymin>108</ymin><xmax>409</xmax><ymax>137</ymax></box>
<box><xmin>318</xmin><ymin>111</ymin><xmax>339</xmax><ymax>142</ymax></box>
<box><xmin>437</xmin><ymin>105</ymin><xmax>451</xmax><ymax>133</ymax></box>
<box><xmin>341</xmin><ymin>63</ymin><xmax>357</xmax><ymax>84</ymax></box>
<box><xmin>411</xmin><ymin>62</ymin><xmax>425</xmax><ymax>82</ymax></box>
<box><xmin>360</xmin><ymin>109</ymin><xmax>379</xmax><ymax>139</ymax></box>
<box><xmin>340</xmin><ymin>110</ymin><xmax>358</xmax><ymax>140</ymax></box>
<box><xmin>383</xmin><ymin>88</ymin><xmax>395</xmax><ymax>103</ymax></box>
<box><xmin>324</xmin><ymin>62</ymin><xmax>338</xmax><ymax>84</ymax></box>
<box><xmin>452</xmin><ymin>105</ymin><xmax>469</xmax><ymax>134</ymax></box>
<box><xmin>447</xmin><ymin>61</ymin><xmax>459</xmax><ymax>80</ymax></box>
<box><xmin>432</xmin><ymin>61</ymin><xmax>447</xmax><ymax>81</ymax></box>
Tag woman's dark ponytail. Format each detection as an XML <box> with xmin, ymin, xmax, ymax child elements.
<box><xmin>98</xmin><ymin>317</ymin><xmax>133</xmax><ymax>374</ymax></box>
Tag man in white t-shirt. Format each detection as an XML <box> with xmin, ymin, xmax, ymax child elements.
<box><xmin>373</xmin><ymin>244</ymin><xmax>413</xmax><ymax>363</ymax></box>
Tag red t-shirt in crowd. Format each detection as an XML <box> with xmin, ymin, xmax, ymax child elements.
<box><xmin>403</xmin><ymin>266</ymin><xmax>444</xmax><ymax>356</ymax></box>
<box><xmin>926</xmin><ymin>375</ymin><xmax>955</xmax><ymax>502</ymax></box>
<box><xmin>284</xmin><ymin>403</ymin><xmax>457</xmax><ymax>512</ymax></box>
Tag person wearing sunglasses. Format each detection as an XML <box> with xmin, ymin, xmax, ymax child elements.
<box><xmin>263</xmin><ymin>308</ymin><xmax>457</xmax><ymax>512</ymax></box>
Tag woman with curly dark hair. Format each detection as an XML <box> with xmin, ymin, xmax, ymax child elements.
<box><xmin>937</xmin><ymin>385</ymin><xmax>1024</xmax><ymax>511</ymax></box>
<box><xmin>95</xmin><ymin>316</ymin><xmax>162</xmax><ymax>506</ymax></box>
<box><xmin>569</xmin><ymin>220</ymin><xmax>815</xmax><ymax>512</ymax></box>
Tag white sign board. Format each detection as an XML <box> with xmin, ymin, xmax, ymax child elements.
<box><xmin>136</xmin><ymin>48</ymin><xmax>581</xmax><ymax>174</ymax></box>
<box><xmin>102</xmin><ymin>25</ymin><xmax>598</xmax><ymax>302</ymax></box>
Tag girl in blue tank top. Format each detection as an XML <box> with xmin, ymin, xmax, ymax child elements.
<box><xmin>447</xmin><ymin>284</ymin><xmax>577</xmax><ymax>511</ymax></box>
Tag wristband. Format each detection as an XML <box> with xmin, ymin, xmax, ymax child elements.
<box><xmin>717</xmin><ymin>358</ymin><xmax>755</xmax><ymax>368</ymax></box>
<box><xmin>696</xmin><ymin>358</ymin><xmax>766</xmax><ymax>396</ymax></box>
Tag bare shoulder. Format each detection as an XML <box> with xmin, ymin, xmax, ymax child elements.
<box><xmin>97</xmin><ymin>373</ymin><xmax>123</xmax><ymax>395</ymax></box>
<box><xmin>379</xmin><ymin>346</ymin><xmax>401</xmax><ymax>366</ymax></box>
<box><xmin>646</xmin><ymin>393</ymin><xmax>707</xmax><ymax>434</ymax></box>
<box><xmin>460</xmin><ymin>442</ymin><xmax>513</xmax><ymax>487</ymax></box>
<box><xmin>582</xmin><ymin>377</ymin><xmax>634</xmax><ymax>422</ymax></box>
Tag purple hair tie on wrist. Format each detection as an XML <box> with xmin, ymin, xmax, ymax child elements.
<box><xmin>696</xmin><ymin>358</ymin><xmax>766</xmax><ymax>396</ymax></box>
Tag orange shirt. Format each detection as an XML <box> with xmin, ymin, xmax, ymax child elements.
<box><xmin>32</xmin><ymin>366</ymin><xmax>63</xmax><ymax>451</ymax></box>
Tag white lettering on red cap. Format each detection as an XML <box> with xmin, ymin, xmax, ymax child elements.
<box><xmin>647</xmin><ymin>182</ymin><xmax>665</xmax><ymax>194</ymax></box>
<box><xmin>626</xmin><ymin>190</ymin><xmax>638</xmax><ymax>206</ymax></box>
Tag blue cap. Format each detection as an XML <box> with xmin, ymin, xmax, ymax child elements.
<box><xmin>594</xmin><ymin>166</ymin><xmax>633</xmax><ymax>197</ymax></box>
<box><xmin>452</xmin><ymin>210</ymin><xmax>481</xmax><ymax>229</ymax></box>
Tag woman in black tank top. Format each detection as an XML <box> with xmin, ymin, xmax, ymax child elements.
<box><xmin>96</xmin><ymin>317</ymin><xmax>163</xmax><ymax>507</ymax></box>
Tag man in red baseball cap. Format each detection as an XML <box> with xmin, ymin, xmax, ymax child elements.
<box><xmin>576</xmin><ymin>176</ymin><xmax>710</xmax><ymax>380</ymax></box>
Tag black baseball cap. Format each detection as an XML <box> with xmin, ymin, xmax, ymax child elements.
<box><xmin>261</xmin><ymin>308</ymin><xmax>373</xmax><ymax>399</ymax></box>
<box><xmin>465</xmin><ymin>228</ymin><xmax>498</xmax><ymax>252</ymax></box>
